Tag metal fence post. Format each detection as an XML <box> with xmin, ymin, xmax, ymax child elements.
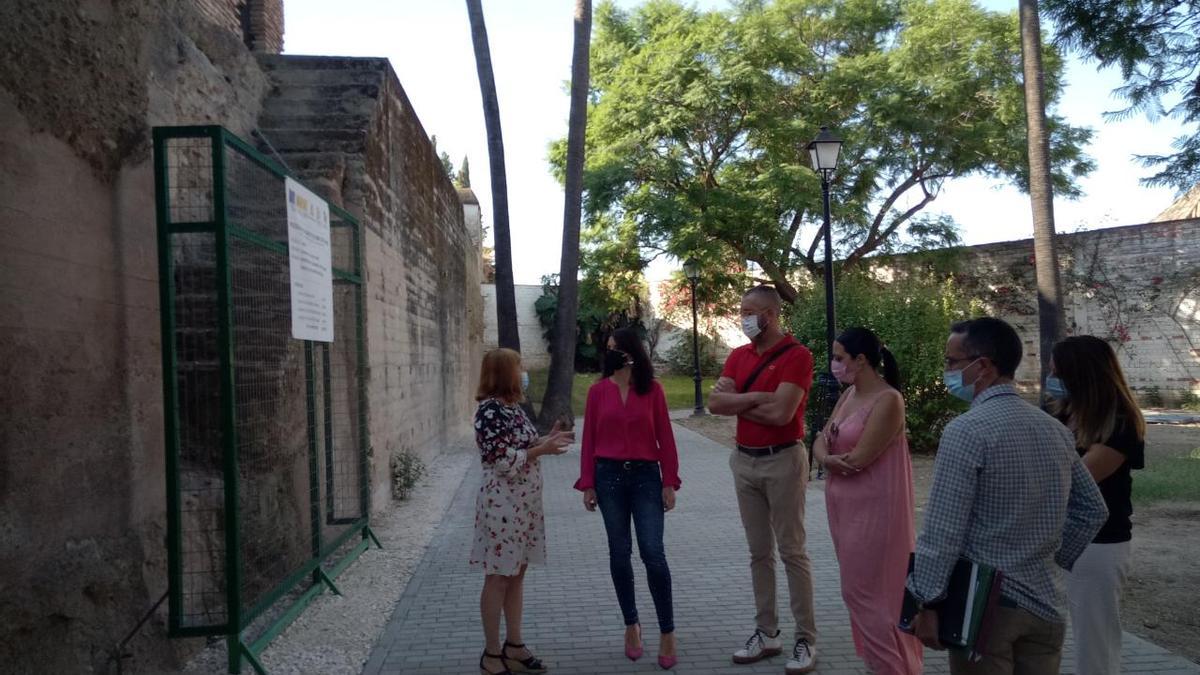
<box><xmin>211</xmin><ymin>127</ymin><xmax>244</xmax><ymax>674</ymax></box>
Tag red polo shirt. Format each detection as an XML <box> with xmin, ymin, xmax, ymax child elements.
<box><xmin>720</xmin><ymin>335</ymin><xmax>814</xmax><ymax>447</ymax></box>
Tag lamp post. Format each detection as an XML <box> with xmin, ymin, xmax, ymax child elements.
<box><xmin>683</xmin><ymin>257</ymin><xmax>706</xmax><ymax>416</ymax></box>
<box><xmin>807</xmin><ymin>126</ymin><xmax>843</xmax><ymax>475</ymax></box>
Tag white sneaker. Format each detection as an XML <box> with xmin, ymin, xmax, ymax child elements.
<box><xmin>732</xmin><ymin>628</ymin><xmax>782</xmax><ymax>664</ymax></box>
<box><xmin>785</xmin><ymin>639</ymin><xmax>817</xmax><ymax>674</ymax></box>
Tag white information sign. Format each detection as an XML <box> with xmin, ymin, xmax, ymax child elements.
<box><xmin>285</xmin><ymin>177</ymin><xmax>334</xmax><ymax>342</ymax></box>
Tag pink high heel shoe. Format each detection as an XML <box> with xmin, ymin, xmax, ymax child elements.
<box><xmin>658</xmin><ymin>632</ymin><xmax>677</xmax><ymax>669</ymax></box>
<box><xmin>625</xmin><ymin>625</ymin><xmax>643</xmax><ymax>661</ymax></box>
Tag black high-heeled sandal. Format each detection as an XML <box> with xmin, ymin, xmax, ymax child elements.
<box><xmin>503</xmin><ymin>641</ymin><xmax>548</xmax><ymax>673</ymax></box>
<box><xmin>480</xmin><ymin>650</ymin><xmax>514</xmax><ymax>675</ymax></box>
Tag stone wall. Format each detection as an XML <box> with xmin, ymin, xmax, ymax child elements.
<box><xmin>945</xmin><ymin>219</ymin><xmax>1200</xmax><ymax>401</ymax></box>
<box><xmin>481</xmin><ymin>283</ymin><xmax>552</xmax><ymax>369</ymax></box>
<box><xmin>195</xmin><ymin>0</ymin><xmax>284</xmax><ymax>53</ymax></box>
<box><xmin>254</xmin><ymin>54</ymin><xmax>483</xmax><ymax>512</ymax></box>
<box><xmin>480</xmin><ymin>222</ymin><xmax>1199</xmax><ymax>402</ymax></box>
<box><xmin>0</xmin><ymin>5</ymin><xmax>482</xmax><ymax>673</ymax></box>
<box><xmin>0</xmin><ymin>2</ymin><xmax>269</xmax><ymax>672</ymax></box>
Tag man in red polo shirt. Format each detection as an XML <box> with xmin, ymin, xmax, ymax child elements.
<box><xmin>709</xmin><ymin>285</ymin><xmax>817</xmax><ymax>674</ymax></box>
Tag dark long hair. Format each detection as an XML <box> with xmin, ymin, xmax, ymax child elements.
<box><xmin>836</xmin><ymin>326</ymin><xmax>901</xmax><ymax>390</ymax></box>
<box><xmin>604</xmin><ymin>327</ymin><xmax>654</xmax><ymax>395</ymax></box>
<box><xmin>1050</xmin><ymin>335</ymin><xmax>1145</xmax><ymax>447</ymax></box>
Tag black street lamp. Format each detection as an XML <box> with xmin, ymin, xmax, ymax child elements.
<box><xmin>683</xmin><ymin>257</ymin><xmax>707</xmax><ymax>417</ymax></box>
<box><xmin>807</xmin><ymin>126</ymin><xmax>843</xmax><ymax>474</ymax></box>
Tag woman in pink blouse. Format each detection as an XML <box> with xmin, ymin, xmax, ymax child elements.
<box><xmin>576</xmin><ymin>327</ymin><xmax>681</xmax><ymax>670</ymax></box>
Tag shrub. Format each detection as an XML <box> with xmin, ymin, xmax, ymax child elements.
<box><xmin>662</xmin><ymin>329</ymin><xmax>723</xmax><ymax>377</ymax></box>
<box><xmin>390</xmin><ymin>450</ymin><xmax>426</xmax><ymax>501</ymax></box>
<box><xmin>786</xmin><ymin>269</ymin><xmax>972</xmax><ymax>453</ymax></box>
<box><xmin>1180</xmin><ymin>391</ymin><xmax>1200</xmax><ymax>412</ymax></box>
<box><xmin>1140</xmin><ymin>386</ymin><xmax>1165</xmax><ymax>408</ymax></box>
<box><xmin>535</xmin><ymin>274</ymin><xmax>645</xmax><ymax>372</ymax></box>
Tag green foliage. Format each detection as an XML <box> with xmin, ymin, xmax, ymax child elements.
<box><xmin>662</xmin><ymin>329</ymin><xmax>724</xmax><ymax>377</ymax></box>
<box><xmin>786</xmin><ymin>268</ymin><xmax>973</xmax><ymax>452</ymax></box>
<box><xmin>390</xmin><ymin>450</ymin><xmax>426</xmax><ymax>501</ymax></box>
<box><xmin>457</xmin><ymin>155</ymin><xmax>471</xmax><ymax>188</ymax></box>
<box><xmin>1041</xmin><ymin>0</ymin><xmax>1200</xmax><ymax>189</ymax></box>
<box><xmin>535</xmin><ymin>273</ymin><xmax>646</xmax><ymax>371</ymax></box>
<box><xmin>1140</xmin><ymin>385</ymin><xmax>1166</xmax><ymax>408</ymax></box>
<box><xmin>555</xmin><ymin>0</ymin><xmax>1093</xmax><ymax>303</ymax></box>
<box><xmin>1180</xmin><ymin>392</ymin><xmax>1200</xmax><ymax>412</ymax></box>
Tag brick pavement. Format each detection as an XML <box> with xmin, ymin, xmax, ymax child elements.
<box><xmin>363</xmin><ymin>421</ymin><xmax>1199</xmax><ymax>675</ymax></box>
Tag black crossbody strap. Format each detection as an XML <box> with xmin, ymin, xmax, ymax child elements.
<box><xmin>739</xmin><ymin>343</ymin><xmax>798</xmax><ymax>393</ymax></box>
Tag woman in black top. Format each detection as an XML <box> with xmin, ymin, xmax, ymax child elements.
<box><xmin>1048</xmin><ymin>335</ymin><xmax>1145</xmax><ymax>675</ymax></box>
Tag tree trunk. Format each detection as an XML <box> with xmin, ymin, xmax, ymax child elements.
<box><xmin>539</xmin><ymin>0</ymin><xmax>591</xmax><ymax>430</ymax></box>
<box><xmin>466</xmin><ymin>0</ymin><xmax>520</xmax><ymax>351</ymax></box>
<box><xmin>1019</xmin><ymin>0</ymin><xmax>1066</xmax><ymax>396</ymax></box>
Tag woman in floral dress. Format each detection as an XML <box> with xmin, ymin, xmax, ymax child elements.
<box><xmin>472</xmin><ymin>348</ymin><xmax>573</xmax><ymax>675</ymax></box>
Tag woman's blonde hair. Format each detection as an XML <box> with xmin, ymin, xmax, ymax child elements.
<box><xmin>1051</xmin><ymin>335</ymin><xmax>1145</xmax><ymax>447</ymax></box>
<box><xmin>475</xmin><ymin>348</ymin><xmax>524</xmax><ymax>404</ymax></box>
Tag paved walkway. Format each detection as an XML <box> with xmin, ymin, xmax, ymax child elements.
<box><xmin>363</xmin><ymin>423</ymin><xmax>1199</xmax><ymax>675</ymax></box>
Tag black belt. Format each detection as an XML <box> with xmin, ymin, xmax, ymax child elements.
<box><xmin>736</xmin><ymin>441</ymin><xmax>797</xmax><ymax>458</ymax></box>
<box><xmin>596</xmin><ymin>458</ymin><xmax>658</xmax><ymax>470</ymax></box>
<box><xmin>999</xmin><ymin>595</ymin><xmax>1020</xmax><ymax>609</ymax></box>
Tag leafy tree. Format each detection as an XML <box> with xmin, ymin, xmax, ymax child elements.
<box><xmin>457</xmin><ymin>155</ymin><xmax>471</xmax><ymax>188</ymax></box>
<box><xmin>1041</xmin><ymin>0</ymin><xmax>1200</xmax><ymax>188</ymax></box>
<box><xmin>430</xmin><ymin>134</ymin><xmax>456</xmax><ymax>179</ymax></box>
<box><xmin>560</xmin><ymin>0</ymin><xmax>1093</xmax><ymax>303</ymax></box>
<box><xmin>786</xmin><ymin>266</ymin><xmax>975</xmax><ymax>452</ymax></box>
<box><xmin>540</xmin><ymin>0</ymin><xmax>593</xmax><ymax>429</ymax></box>
<box><xmin>535</xmin><ymin>273</ymin><xmax>645</xmax><ymax>372</ymax></box>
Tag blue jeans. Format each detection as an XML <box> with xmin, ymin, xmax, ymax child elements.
<box><xmin>594</xmin><ymin>459</ymin><xmax>674</xmax><ymax>634</ymax></box>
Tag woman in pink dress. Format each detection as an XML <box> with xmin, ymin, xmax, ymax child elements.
<box><xmin>812</xmin><ymin>327</ymin><xmax>923</xmax><ymax>675</ymax></box>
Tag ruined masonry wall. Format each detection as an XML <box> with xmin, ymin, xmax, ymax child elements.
<box><xmin>956</xmin><ymin>219</ymin><xmax>1200</xmax><ymax>401</ymax></box>
<box><xmin>0</xmin><ymin>4</ymin><xmax>481</xmax><ymax>674</ymax></box>
<box><xmin>195</xmin><ymin>0</ymin><xmax>284</xmax><ymax>53</ymax></box>
<box><xmin>0</xmin><ymin>1</ymin><xmax>270</xmax><ymax>672</ymax></box>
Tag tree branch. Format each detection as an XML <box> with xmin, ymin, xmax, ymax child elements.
<box><xmin>750</xmin><ymin>255</ymin><xmax>800</xmax><ymax>304</ymax></box>
<box><xmin>784</xmin><ymin>209</ymin><xmax>805</xmax><ymax>250</ymax></box>
<box><xmin>864</xmin><ymin>170</ymin><xmax>923</xmax><ymax>247</ymax></box>
<box><xmin>806</xmin><ymin>224</ymin><xmax>824</xmax><ymax>265</ymax></box>
<box><xmin>845</xmin><ymin>187</ymin><xmax>938</xmax><ymax>268</ymax></box>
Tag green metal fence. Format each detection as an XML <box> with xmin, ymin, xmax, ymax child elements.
<box><xmin>153</xmin><ymin>125</ymin><xmax>379</xmax><ymax>674</ymax></box>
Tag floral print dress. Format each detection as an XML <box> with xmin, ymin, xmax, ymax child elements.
<box><xmin>470</xmin><ymin>398</ymin><xmax>546</xmax><ymax>575</ymax></box>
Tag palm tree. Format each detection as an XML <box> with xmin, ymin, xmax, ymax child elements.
<box><xmin>539</xmin><ymin>0</ymin><xmax>592</xmax><ymax>429</ymax></box>
<box><xmin>1019</xmin><ymin>0</ymin><xmax>1067</xmax><ymax>394</ymax></box>
<box><xmin>466</xmin><ymin>0</ymin><xmax>520</xmax><ymax>351</ymax></box>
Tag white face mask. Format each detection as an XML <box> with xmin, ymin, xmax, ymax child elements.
<box><xmin>741</xmin><ymin>314</ymin><xmax>763</xmax><ymax>340</ymax></box>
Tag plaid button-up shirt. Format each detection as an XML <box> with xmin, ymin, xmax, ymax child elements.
<box><xmin>908</xmin><ymin>383</ymin><xmax>1108</xmax><ymax>622</ymax></box>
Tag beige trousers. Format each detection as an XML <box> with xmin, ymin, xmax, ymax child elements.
<box><xmin>730</xmin><ymin>443</ymin><xmax>817</xmax><ymax>644</ymax></box>
<box><xmin>948</xmin><ymin>606</ymin><xmax>1065</xmax><ymax>675</ymax></box>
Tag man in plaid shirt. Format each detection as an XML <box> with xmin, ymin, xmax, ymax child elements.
<box><xmin>909</xmin><ymin>317</ymin><xmax>1107</xmax><ymax>674</ymax></box>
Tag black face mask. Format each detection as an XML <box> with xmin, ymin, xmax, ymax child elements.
<box><xmin>603</xmin><ymin>349</ymin><xmax>631</xmax><ymax>373</ymax></box>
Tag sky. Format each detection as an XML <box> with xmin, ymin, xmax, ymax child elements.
<box><xmin>283</xmin><ymin>0</ymin><xmax>1192</xmax><ymax>285</ymax></box>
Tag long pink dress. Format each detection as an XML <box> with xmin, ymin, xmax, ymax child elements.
<box><xmin>825</xmin><ymin>391</ymin><xmax>923</xmax><ymax>675</ymax></box>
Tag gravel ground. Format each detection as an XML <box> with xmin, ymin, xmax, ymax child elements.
<box><xmin>180</xmin><ymin>442</ymin><xmax>475</xmax><ymax>675</ymax></box>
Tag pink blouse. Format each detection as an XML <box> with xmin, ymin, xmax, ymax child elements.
<box><xmin>575</xmin><ymin>378</ymin><xmax>682</xmax><ymax>491</ymax></box>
